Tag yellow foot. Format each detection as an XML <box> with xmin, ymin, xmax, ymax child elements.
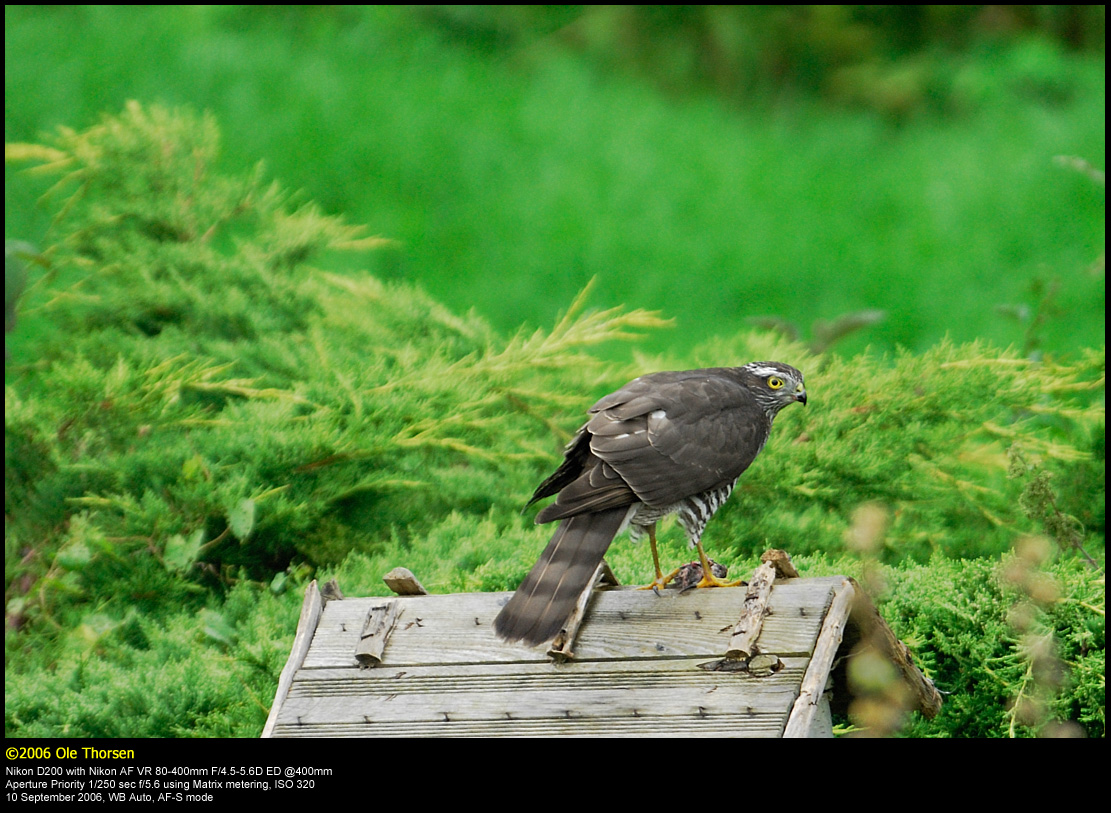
<box><xmin>689</xmin><ymin>548</ymin><xmax>744</xmax><ymax>590</ymax></box>
<box><xmin>692</xmin><ymin>566</ymin><xmax>744</xmax><ymax>590</ymax></box>
<box><xmin>637</xmin><ymin>567</ymin><xmax>682</xmax><ymax>594</ymax></box>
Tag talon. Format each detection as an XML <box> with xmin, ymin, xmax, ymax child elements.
<box><xmin>693</xmin><ymin>571</ymin><xmax>744</xmax><ymax>589</ymax></box>
<box><xmin>638</xmin><ymin>567</ymin><xmax>681</xmax><ymax>593</ymax></box>
<box><xmin>689</xmin><ymin>545</ymin><xmax>742</xmax><ymax>589</ymax></box>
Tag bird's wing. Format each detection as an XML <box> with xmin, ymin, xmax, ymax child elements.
<box><xmin>533</xmin><ymin>448</ymin><xmax>640</xmax><ymax>522</ymax></box>
<box><xmin>587</xmin><ymin>370</ymin><xmax>769</xmax><ymax>507</ymax></box>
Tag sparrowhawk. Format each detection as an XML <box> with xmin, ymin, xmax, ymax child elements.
<box><xmin>494</xmin><ymin>361</ymin><xmax>807</xmax><ymax>646</ymax></box>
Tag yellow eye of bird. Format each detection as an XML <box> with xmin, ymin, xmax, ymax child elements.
<box><xmin>768</xmin><ymin>376</ymin><xmax>784</xmax><ymax>390</ymax></box>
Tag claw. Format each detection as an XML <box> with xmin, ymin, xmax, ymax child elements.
<box><xmin>690</xmin><ymin>544</ymin><xmax>742</xmax><ymax>589</ymax></box>
<box><xmin>637</xmin><ymin>566</ymin><xmax>682</xmax><ymax>593</ymax></box>
<box><xmin>692</xmin><ymin>568</ymin><xmax>744</xmax><ymax>589</ymax></box>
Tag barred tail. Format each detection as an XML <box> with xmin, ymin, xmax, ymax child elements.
<box><xmin>493</xmin><ymin>506</ymin><xmax>628</xmax><ymax>645</ymax></box>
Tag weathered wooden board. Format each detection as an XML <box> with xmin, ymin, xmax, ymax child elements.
<box><xmin>267</xmin><ymin>577</ymin><xmax>847</xmax><ymax>737</ymax></box>
<box><xmin>270</xmin><ymin>657</ymin><xmax>814</xmax><ymax>737</ymax></box>
<box><xmin>302</xmin><ymin>577</ymin><xmax>842</xmax><ymax>667</ymax></box>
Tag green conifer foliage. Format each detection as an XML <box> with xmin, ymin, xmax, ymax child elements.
<box><xmin>5</xmin><ymin>103</ymin><xmax>1102</xmax><ymax>737</ymax></box>
<box><xmin>6</xmin><ymin>102</ymin><xmax>667</xmax><ymax>613</ymax></box>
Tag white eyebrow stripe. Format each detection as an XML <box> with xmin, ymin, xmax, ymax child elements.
<box><xmin>747</xmin><ymin>365</ymin><xmax>782</xmax><ymax>377</ymax></box>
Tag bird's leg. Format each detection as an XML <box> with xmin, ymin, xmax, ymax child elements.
<box><xmin>693</xmin><ymin>541</ymin><xmax>744</xmax><ymax>589</ymax></box>
<box><xmin>637</xmin><ymin>525</ymin><xmax>681</xmax><ymax>593</ymax></box>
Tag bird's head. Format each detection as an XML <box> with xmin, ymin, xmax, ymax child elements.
<box><xmin>742</xmin><ymin>361</ymin><xmax>807</xmax><ymax>417</ymax></box>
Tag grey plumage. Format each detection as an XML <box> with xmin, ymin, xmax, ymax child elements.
<box><xmin>489</xmin><ymin>506</ymin><xmax>629</xmax><ymax>645</ymax></box>
<box><xmin>494</xmin><ymin>361</ymin><xmax>807</xmax><ymax>646</ymax></box>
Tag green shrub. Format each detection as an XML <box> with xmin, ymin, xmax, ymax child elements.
<box><xmin>885</xmin><ymin>550</ymin><xmax>1104</xmax><ymax>738</ymax></box>
<box><xmin>5</xmin><ymin>103</ymin><xmax>1102</xmax><ymax>737</ymax></box>
<box><xmin>5</xmin><ymin>102</ymin><xmax>666</xmax><ymax>625</ymax></box>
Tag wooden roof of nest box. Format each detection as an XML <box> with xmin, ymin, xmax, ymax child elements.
<box><xmin>263</xmin><ymin>550</ymin><xmax>941</xmax><ymax>737</ymax></box>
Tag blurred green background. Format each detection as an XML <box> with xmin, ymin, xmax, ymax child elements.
<box><xmin>4</xmin><ymin>5</ymin><xmax>1105</xmax><ymax>740</ymax></box>
<box><xmin>5</xmin><ymin>5</ymin><xmax>1105</xmax><ymax>360</ymax></box>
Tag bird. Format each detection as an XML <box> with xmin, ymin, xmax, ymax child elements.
<box><xmin>493</xmin><ymin>360</ymin><xmax>807</xmax><ymax>645</ymax></box>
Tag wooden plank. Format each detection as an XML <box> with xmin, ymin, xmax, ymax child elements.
<box><xmin>271</xmin><ymin>575</ymin><xmax>851</xmax><ymax>738</ymax></box>
<box><xmin>783</xmin><ymin>578</ymin><xmax>854</xmax><ymax>738</ymax></box>
<box><xmin>269</xmin><ymin>713</ymin><xmax>789</xmax><ymax>738</ymax></box>
<box><xmin>261</xmin><ymin>580</ymin><xmax>323</xmax><ymax>738</ymax></box>
<box><xmin>844</xmin><ymin>578</ymin><xmax>944</xmax><ymax>719</ymax></box>
<box><xmin>301</xmin><ymin>578</ymin><xmax>842</xmax><ymax>669</ymax></box>
<box><xmin>548</xmin><ymin>561</ymin><xmax>609</xmax><ymax>660</ymax></box>
<box><xmin>725</xmin><ymin>557</ymin><xmax>778</xmax><ymax>660</ymax></box>
<box><xmin>805</xmin><ymin>693</ymin><xmax>835</xmax><ymax>738</ymax></box>
<box><xmin>270</xmin><ymin>657</ymin><xmax>812</xmax><ymax>738</ymax></box>
<box><xmin>354</xmin><ymin>600</ymin><xmax>400</xmax><ymax>666</ymax></box>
